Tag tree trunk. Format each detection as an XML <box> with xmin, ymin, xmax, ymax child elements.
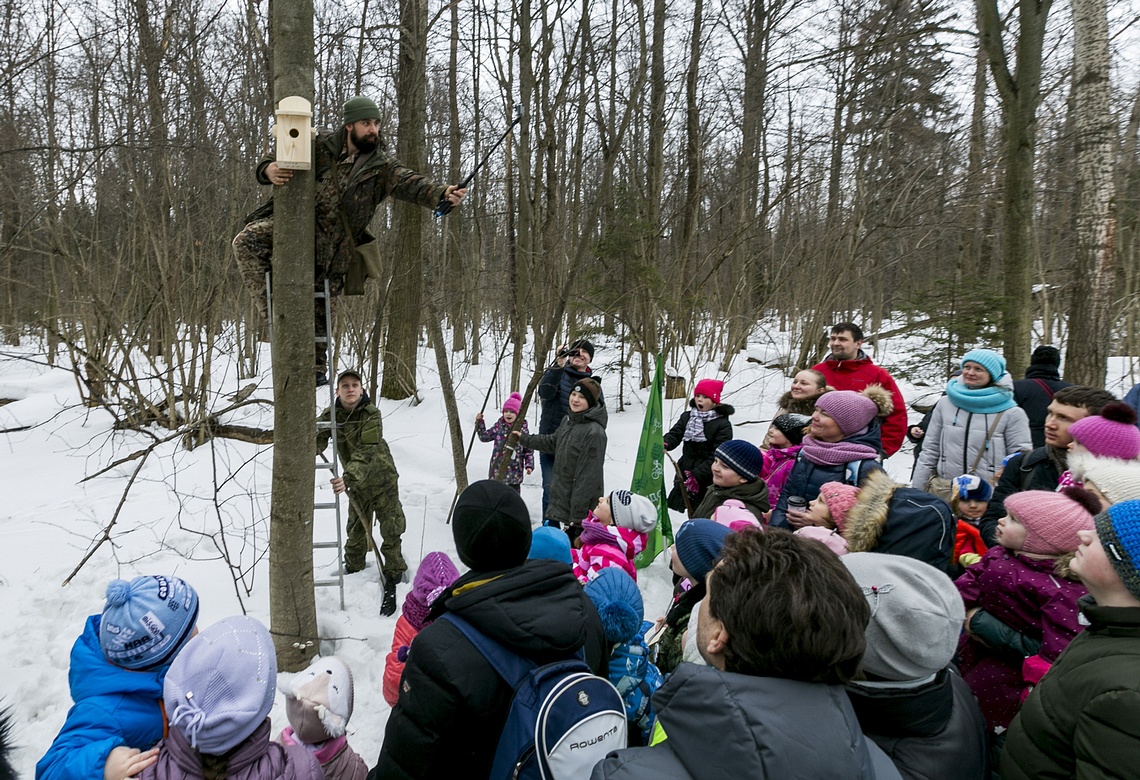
<box><xmin>268</xmin><ymin>0</ymin><xmax>319</xmax><ymax>671</ymax></box>
<box><xmin>382</xmin><ymin>0</ymin><xmax>429</xmax><ymax>400</ymax></box>
<box><xmin>1065</xmin><ymin>0</ymin><xmax>1115</xmax><ymax>386</ymax></box>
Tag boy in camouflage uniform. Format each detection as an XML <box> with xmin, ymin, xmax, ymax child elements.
<box><xmin>318</xmin><ymin>369</ymin><xmax>407</xmax><ymax>616</ymax></box>
<box><xmin>233</xmin><ymin>95</ymin><xmax>466</xmax><ymax>380</ymax></box>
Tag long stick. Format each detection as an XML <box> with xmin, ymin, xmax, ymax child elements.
<box><xmin>444</xmin><ymin>335</ymin><xmax>513</xmax><ymax>523</ymax></box>
<box><xmin>435</xmin><ymin>105</ymin><xmax>525</xmax><ymax>217</ymax></box>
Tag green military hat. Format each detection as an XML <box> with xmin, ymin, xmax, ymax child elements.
<box><xmin>343</xmin><ymin>96</ymin><xmax>381</xmax><ymax>126</ymax></box>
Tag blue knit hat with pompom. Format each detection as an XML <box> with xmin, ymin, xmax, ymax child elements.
<box><xmin>99</xmin><ymin>575</ymin><xmax>200</xmax><ymax>670</ymax></box>
<box><xmin>584</xmin><ymin>568</ymin><xmax>643</xmax><ymax>644</ymax></box>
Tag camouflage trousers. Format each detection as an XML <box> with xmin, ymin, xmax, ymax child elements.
<box><xmin>231</xmin><ymin>217</ymin><xmax>346</xmax><ymax>369</ymax></box>
<box><xmin>344</xmin><ymin>439</ymin><xmax>408</xmax><ymax>577</ymax></box>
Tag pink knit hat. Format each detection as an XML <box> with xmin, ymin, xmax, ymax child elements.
<box><xmin>1068</xmin><ymin>402</ymin><xmax>1140</xmax><ymax>460</ymax></box>
<box><xmin>813</xmin><ymin>391</ymin><xmax>879</xmax><ymax>437</ymax></box>
<box><xmin>694</xmin><ymin>379</ymin><xmax>724</xmax><ymax>405</ymax></box>
<box><xmin>1004</xmin><ymin>488</ymin><xmax>1099</xmax><ymax>555</ymax></box>
<box><xmin>402</xmin><ymin>552</ymin><xmax>460</xmax><ymax>630</ymax></box>
<box><xmin>819</xmin><ymin>482</ymin><xmax>860</xmax><ymax>531</ymax></box>
<box><xmin>502</xmin><ymin>392</ymin><xmax>523</xmax><ymax>415</ymax></box>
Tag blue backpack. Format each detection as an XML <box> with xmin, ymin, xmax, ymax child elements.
<box><xmin>441</xmin><ymin>612</ymin><xmax>628</xmax><ymax>779</ymax></box>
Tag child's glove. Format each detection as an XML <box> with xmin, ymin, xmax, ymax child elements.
<box><xmin>397</xmin><ymin>645</ymin><xmax>410</xmax><ymax>662</ymax></box>
<box><xmin>958</xmin><ymin>552</ymin><xmax>982</xmax><ymax>567</ymax></box>
<box><xmin>683</xmin><ymin>471</ymin><xmax>700</xmax><ymax>495</ymax></box>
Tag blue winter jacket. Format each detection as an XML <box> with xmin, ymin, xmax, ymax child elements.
<box><xmin>36</xmin><ymin>615</ymin><xmax>168</xmax><ymax>780</ymax></box>
<box><xmin>768</xmin><ymin>424</ymin><xmax>883</xmax><ymax>529</ymax></box>
<box><xmin>608</xmin><ymin>622</ymin><xmax>664</xmax><ymax>745</ymax></box>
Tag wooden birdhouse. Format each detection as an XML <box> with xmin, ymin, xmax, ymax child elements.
<box><xmin>275</xmin><ymin>96</ymin><xmax>313</xmax><ymax>170</ymax></box>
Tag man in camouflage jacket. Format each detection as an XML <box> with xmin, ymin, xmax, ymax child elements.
<box><xmin>317</xmin><ymin>369</ymin><xmax>408</xmax><ymax>615</ymax></box>
<box><xmin>233</xmin><ymin>96</ymin><xmax>466</xmax><ymax>376</ymax></box>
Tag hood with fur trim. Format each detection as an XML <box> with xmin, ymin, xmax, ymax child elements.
<box><xmin>842</xmin><ymin>470</ymin><xmax>898</xmax><ymax>554</ymax></box>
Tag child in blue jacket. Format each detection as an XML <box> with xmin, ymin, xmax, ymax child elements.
<box><xmin>36</xmin><ymin>575</ymin><xmax>200</xmax><ymax>780</ymax></box>
<box><xmin>584</xmin><ymin>568</ymin><xmax>663</xmax><ymax>746</ymax></box>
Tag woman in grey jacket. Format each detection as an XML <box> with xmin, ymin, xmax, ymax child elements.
<box><xmin>911</xmin><ymin>349</ymin><xmax>1031</xmax><ymax>495</ymax></box>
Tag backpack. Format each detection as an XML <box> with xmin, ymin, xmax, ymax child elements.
<box><xmin>875</xmin><ymin>486</ymin><xmax>954</xmax><ymax>572</ymax></box>
<box><xmin>440</xmin><ymin>612</ymin><xmax>628</xmax><ymax>780</ymax></box>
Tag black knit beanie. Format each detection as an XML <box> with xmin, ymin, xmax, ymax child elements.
<box><xmin>452</xmin><ymin>480</ymin><xmax>532</xmax><ymax>572</ymax></box>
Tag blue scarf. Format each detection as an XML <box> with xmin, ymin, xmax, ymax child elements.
<box><xmin>944</xmin><ymin>376</ymin><xmax>1017</xmax><ymax>414</ymax></box>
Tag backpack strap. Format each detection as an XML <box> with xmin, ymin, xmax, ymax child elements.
<box><xmin>440</xmin><ymin>612</ymin><xmax>535</xmax><ymax>689</ymax></box>
<box><xmin>846</xmin><ymin>460</ymin><xmax>862</xmax><ymax>486</ymax></box>
<box><xmin>1031</xmin><ymin>378</ymin><xmax>1056</xmax><ymax>400</ymax></box>
<box><xmin>968</xmin><ymin>411</ymin><xmax>1005</xmax><ymax>476</ymax></box>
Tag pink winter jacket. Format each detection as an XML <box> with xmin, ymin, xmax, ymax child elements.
<box><xmin>761</xmin><ymin>445</ymin><xmax>801</xmax><ymax>507</ymax></box>
<box><xmin>571</xmin><ymin>520</ymin><xmax>646</xmax><ymax>583</ymax></box>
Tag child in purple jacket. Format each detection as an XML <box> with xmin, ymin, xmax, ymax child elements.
<box><xmin>955</xmin><ymin>488</ymin><xmax>1100</xmax><ymax>742</ymax></box>
<box><xmin>475</xmin><ymin>392</ymin><xmax>534</xmax><ymax>492</ymax></box>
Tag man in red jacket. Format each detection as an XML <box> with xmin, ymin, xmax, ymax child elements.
<box><xmin>812</xmin><ymin>323</ymin><xmax>907</xmax><ymax>457</ymax></box>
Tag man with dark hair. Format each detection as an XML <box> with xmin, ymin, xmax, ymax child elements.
<box><xmin>1013</xmin><ymin>345</ymin><xmax>1072</xmax><ymax>448</ymax></box>
<box><xmin>812</xmin><ymin>323</ymin><xmax>908</xmax><ymax>458</ymax></box>
<box><xmin>592</xmin><ymin>529</ymin><xmax>900</xmax><ymax>779</ymax></box>
<box><xmin>978</xmin><ymin>384</ymin><xmax>1116</xmax><ymax>546</ymax></box>
<box><xmin>536</xmin><ymin>339</ymin><xmax>602</xmax><ymax>516</ymax></box>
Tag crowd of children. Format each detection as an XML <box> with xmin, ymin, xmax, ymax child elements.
<box><xmin>34</xmin><ymin>340</ymin><xmax>1140</xmax><ymax>779</ymax></box>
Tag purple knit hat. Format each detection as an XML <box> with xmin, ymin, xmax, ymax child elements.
<box><xmin>813</xmin><ymin>390</ymin><xmax>879</xmax><ymax>437</ymax></box>
<box><xmin>502</xmin><ymin>392</ymin><xmax>523</xmax><ymax>415</ymax></box>
<box><xmin>402</xmin><ymin>552</ymin><xmax>460</xmax><ymax>630</ymax></box>
<box><xmin>1068</xmin><ymin>402</ymin><xmax>1140</xmax><ymax>461</ymax></box>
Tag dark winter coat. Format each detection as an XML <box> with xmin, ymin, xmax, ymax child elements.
<box><xmin>846</xmin><ymin>668</ymin><xmax>988</xmax><ymax>780</ymax></box>
<box><xmin>978</xmin><ymin>447</ymin><xmax>1063</xmax><ymax>547</ymax></box>
<box><xmin>954</xmin><ymin>547</ymin><xmax>1088</xmax><ymax>731</ymax></box>
<box><xmin>813</xmin><ymin>352</ymin><xmax>909</xmax><ymax>457</ymax></box>
<box><xmin>692</xmin><ymin>477</ymin><xmax>770</xmax><ymax>522</ymax></box>
<box><xmin>519</xmin><ymin>403</ymin><xmax>608</xmax><ymax>526</ymax></box>
<box><xmin>663</xmin><ymin>402</ymin><xmax>734</xmax><ymax>511</ymax></box>
<box><xmin>1000</xmin><ymin>597</ymin><xmax>1140</xmax><ymax>780</ymax></box>
<box><xmin>537</xmin><ymin>364</ymin><xmax>600</xmax><ymax>434</ymax></box>
<box><xmin>1125</xmin><ymin>383</ymin><xmax>1140</xmax><ymax>430</ymax></box>
<box><xmin>475</xmin><ymin>416</ymin><xmax>533</xmax><ymax>484</ymax></box>
<box><xmin>841</xmin><ymin>469</ymin><xmax>955</xmax><ymax>572</ymax></box>
<box><xmin>140</xmin><ymin>721</ymin><xmax>322</xmax><ymax>780</ymax></box>
<box><xmin>247</xmin><ymin>129</ymin><xmax>446</xmax><ymax>285</ymax></box>
<box><xmin>37</xmin><ymin>615</ymin><xmax>167</xmax><ymax>780</ymax></box>
<box><xmin>372</xmin><ymin>559</ymin><xmax>609</xmax><ymax>780</ymax></box>
<box><xmin>768</xmin><ymin>425</ymin><xmax>883</xmax><ymax>529</ymax></box>
<box><xmin>1013</xmin><ymin>367</ymin><xmax>1072</xmax><ymax>449</ymax></box>
<box><xmin>317</xmin><ymin>393</ymin><xmax>389</xmax><ymax>493</ymax></box>
<box><xmin>591</xmin><ymin>663</ymin><xmax>901</xmax><ymax>780</ymax></box>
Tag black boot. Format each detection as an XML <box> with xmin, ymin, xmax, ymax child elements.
<box><xmin>381</xmin><ymin>572</ymin><xmax>398</xmax><ymax>617</ymax></box>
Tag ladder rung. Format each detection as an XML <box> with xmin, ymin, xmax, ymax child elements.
<box><xmin>314</xmin><ymin>579</ymin><xmax>341</xmax><ymax>587</ymax></box>
<box><xmin>315</xmin><ymin>336</ymin><xmax>329</xmax><ymax>344</ymax></box>
<box><xmin>315</xmin><ymin>462</ymin><xmax>335</xmax><ymax>470</ymax></box>
<box><xmin>314</xmin><ymin>502</ymin><xmax>338</xmax><ymax>510</ymax></box>
<box><xmin>315</xmin><ymin>290</ymin><xmax>327</xmax><ymax>300</ymax></box>
<box><xmin>316</xmin><ymin>421</ymin><xmax>335</xmax><ymax>430</ymax></box>
<box><xmin>313</xmin><ymin>541</ymin><xmax>341</xmax><ymax>549</ymax></box>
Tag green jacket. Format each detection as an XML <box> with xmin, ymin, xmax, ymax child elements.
<box><xmin>1001</xmin><ymin>596</ymin><xmax>1140</xmax><ymax>779</ymax></box>
<box><xmin>693</xmin><ymin>477</ymin><xmax>770</xmax><ymax>521</ymax></box>
<box><xmin>317</xmin><ymin>394</ymin><xmax>384</xmax><ymax>491</ymax></box>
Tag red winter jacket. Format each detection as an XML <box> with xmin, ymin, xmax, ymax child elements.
<box><xmin>813</xmin><ymin>353</ymin><xmax>907</xmax><ymax>457</ymax></box>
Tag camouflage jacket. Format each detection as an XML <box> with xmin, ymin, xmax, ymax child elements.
<box><xmin>247</xmin><ymin>128</ymin><xmax>447</xmax><ymax>279</ymax></box>
<box><xmin>317</xmin><ymin>394</ymin><xmax>386</xmax><ymax>491</ymax></box>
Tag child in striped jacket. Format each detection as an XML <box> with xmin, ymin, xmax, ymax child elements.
<box><xmin>572</xmin><ymin>490</ymin><xmax>658</xmax><ymax>583</ymax></box>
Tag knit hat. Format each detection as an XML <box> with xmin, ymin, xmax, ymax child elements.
<box><xmin>164</xmin><ymin>616</ymin><xmax>276</xmax><ymax>755</ymax></box>
<box><xmin>342</xmin><ymin>95</ymin><xmax>381</xmax><ymax>126</ymax></box>
<box><xmin>528</xmin><ymin>526</ymin><xmax>572</xmax><ymax>565</ymax></box>
<box><xmin>960</xmin><ymin>349</ymin><xmax>1006</xmax><ymax>384</ymax></box>
<box><xmin>673</xmin><ymin>519</ymin><xmax>734</xmax><ymax>583</ymax></box>
<box><xmin>278</xmin><ymin>655</ymin><xmax>355</xmax><ymax>745</ymax></box>
<box><xmin>843</xmin><ymin>553</ymin><xmax>965</xmax><ymax>681</ymax></box>
<box><xmin>1030</xmin><ymin>345</ymin><xmax>1062</xmax><ymax>367</ymax></box>
<box><xmin>1070</xmin><ymin>453</ymin><xmax>1140</xmax><ymax>505</ymax></box>
<box><xmin>772</xmin><ymin>413</ymin><xmax>812</xmax><ymax>446</ymax></box>
<box><xmin>402</xmin><ymin>552</ymin><xmax>459</xmax><ymax>631</ymax></box>
<box><xmin>502</xmin><ymin>392</ymin><xmax>523</xmax><ymax>415</ymax></box>
<box><xmin>610</xmin><ymin>490</ymin><xmax>658</xmax><ymax>533</ymax></box>
<box><xmin>813</xmin><ymin>390</ymin><xmax>880</xmax><ymax>437</ymax></box>
<box><xmin>1068</xmin><ymin>402</ymin><xmax>1140</xmax><ymax>461</ymax></box>
<box><xmin>1005</xmin><ymin>489</ymin><xmax>1098</xmax><ymax>555</ymax></box>
<box><xmin>694</xmin><ymin>379</ymin><xmax>724</xmax><ymax>405</ymax></box>
<box><xmin>712</xmin><ymin>499</ymin><xmax>762</xmax><ymax>531</ymax></box>
<box><xmin>583</xmin><ymin>568</ymin><xmax>644</xmax><ymax>644</ymax></box>
<box><xmin>795</xmin><ymin>526</ymin><xmax>849</xmax><ymax>555</ymax></box>
<box><xmin>572</xmin><ymin>377</ymin><xmax>602</xmax><ymax>408</ymax></box>
<box><xmin>953</xmin><ymin>474</ymin><xmax>994</xmax><ymax>503</ymax></box>
<box><xmin>452</xmin><ymin>480</ymin><xmax>532</xmax><ymax>572</ymax></box>
<box><xmin>818</xmin><ymin>482</ymin><xmax>860</xmax><ymax>531</ymax></box>
<box><xmin>714</xmin><ymin>439</ymin><xmax>764</xmax><ymax>482</ymax></box>
<box><xmin>1093</xmin><ymin>500</ymin><xmax>1140</xmax><ymax>600</ymax></box>
<box><xmin>99</xmin><ymin>575</ymin><xmax>200</xmax><ymax>670</ymax></box>
<box><xmin>569</xmin><ymin>339</ymin><xmax>595</xmax><ymax>360</ymax></box>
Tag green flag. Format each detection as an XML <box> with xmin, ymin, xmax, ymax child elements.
<box><xmin>633</xmin><ymin>353</ymin><xmax>671</xmax><ymax>568</ymax></box>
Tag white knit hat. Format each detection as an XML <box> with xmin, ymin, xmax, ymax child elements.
<box><xmin>1069</xmin><ymin>452</ymin><xmax>1140</xmax><ymax>506</ymax></box>
<box><xmin>610</xmin><ymin>490</ymin><xmax>658</xmax><ymax>533</ymax></box>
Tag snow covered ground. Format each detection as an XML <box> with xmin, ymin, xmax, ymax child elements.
<box><xmin>1</xmin><ymin>325</ymin><xmax>1133</xmax><ymax>776</ymax></box>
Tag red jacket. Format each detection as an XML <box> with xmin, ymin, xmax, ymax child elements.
<box><xmin>813</xmin><ymin>353</ymin><xmax>907</xmax><ymax>457</ymax></box>
<box><xmin>383</xmin><ymin>614</ymin><xmax>418</xmax><ymax>707</ymax></box>
<box><xmin>954</xmin><ymin>519</ymin><xmax>988</xmax><ymax>566</ymax></box>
